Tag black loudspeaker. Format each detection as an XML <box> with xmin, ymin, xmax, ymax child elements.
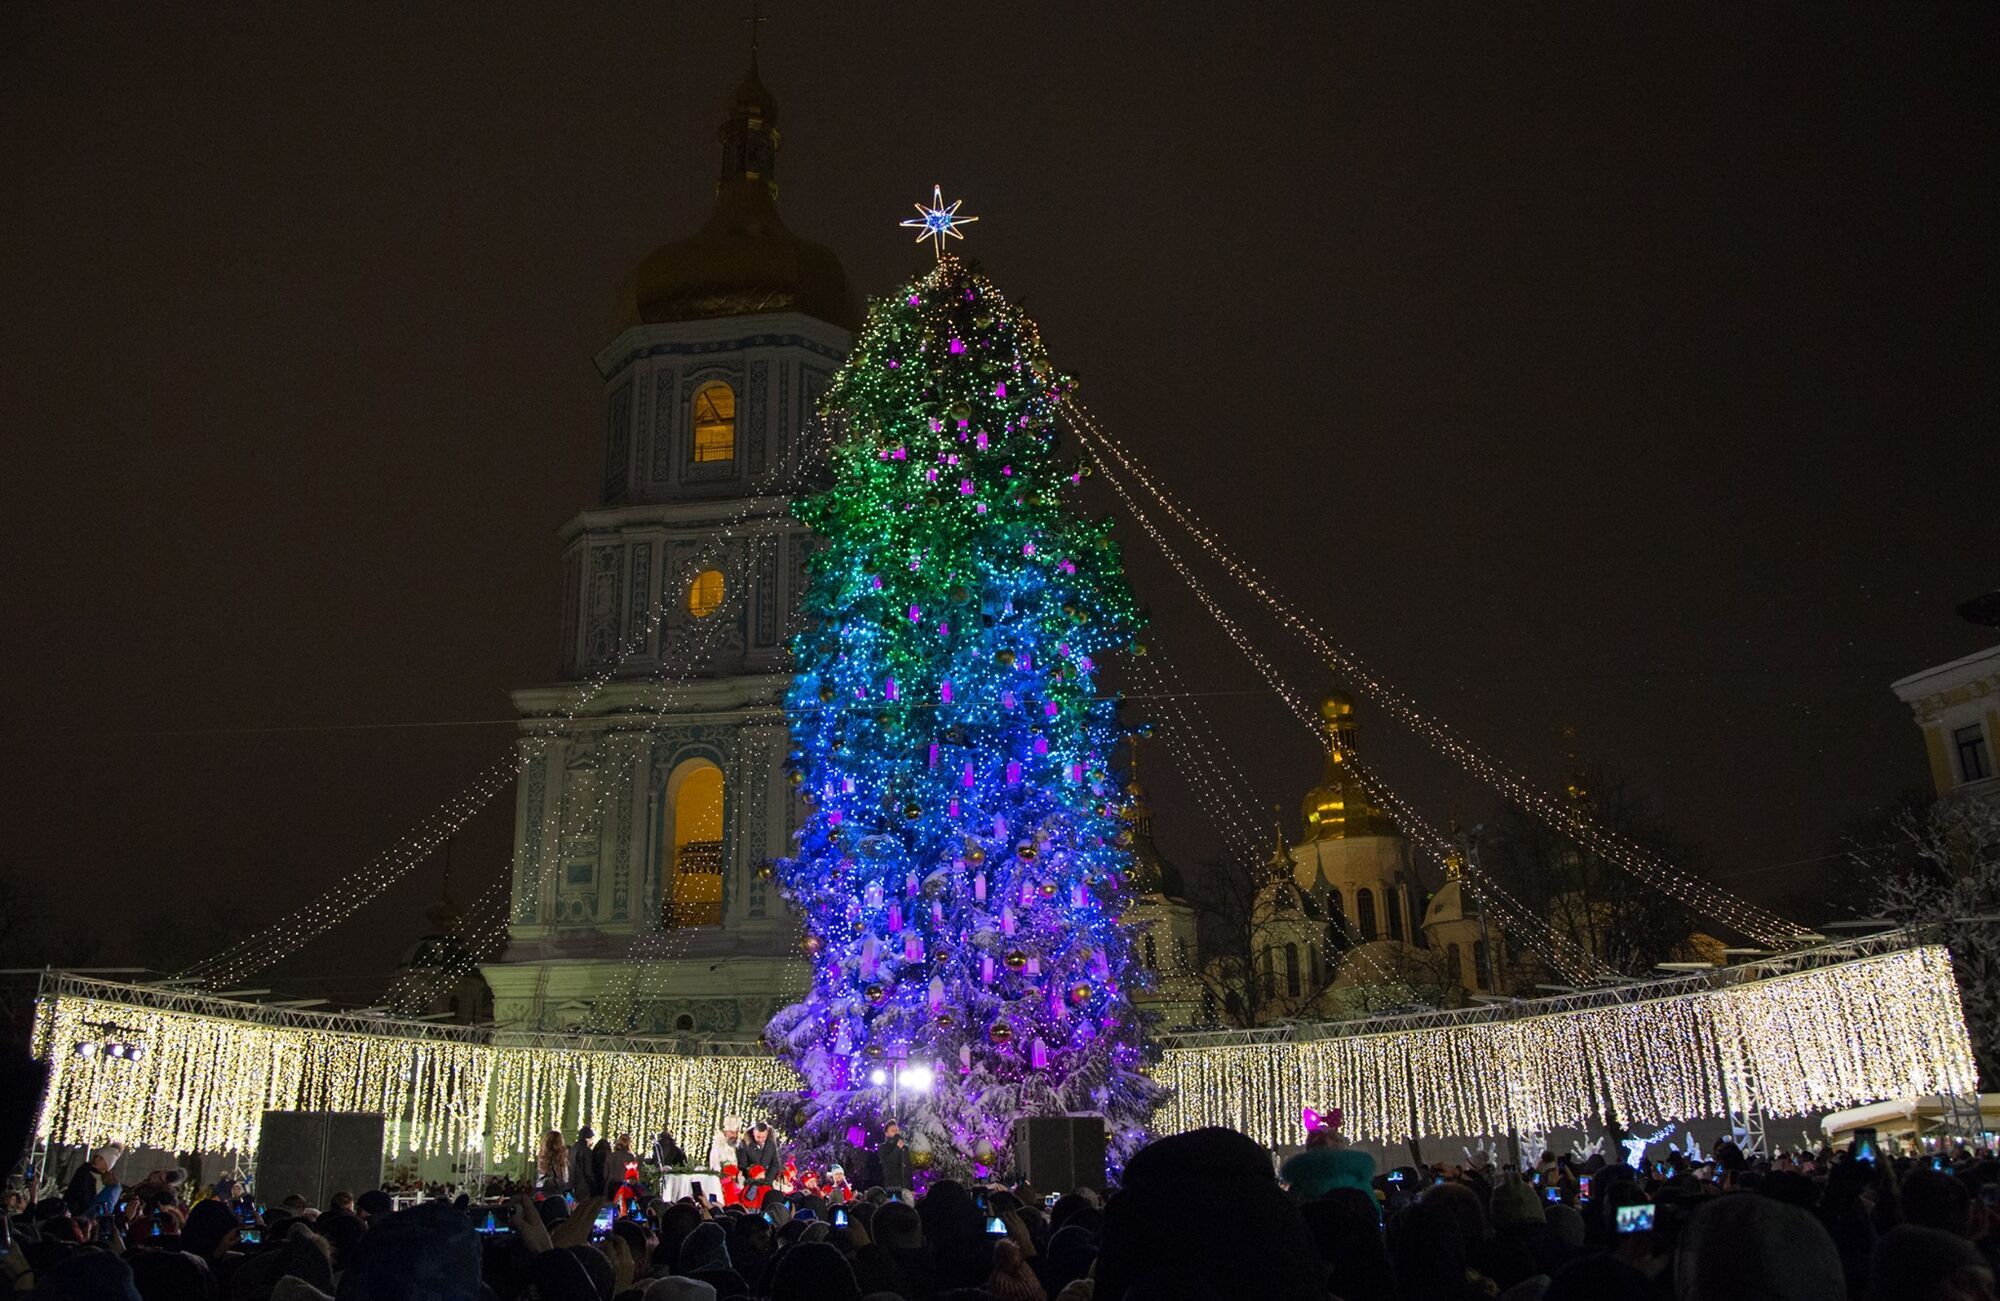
<box><xmin>1014</xmin><ymin>1115</ymin><xmax>1107</xmax><ymax>1195</ymax></box>
<box><xmin>256</xmin><ymin>1112</ymin><xmax>385</xmax><ymax>1208</ymax></box>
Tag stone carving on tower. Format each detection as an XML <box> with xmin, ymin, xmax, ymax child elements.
<box><xmin>481</xmin><ymin>50</ymin><xmax>859</xmax><ymax>1036</ymax></box>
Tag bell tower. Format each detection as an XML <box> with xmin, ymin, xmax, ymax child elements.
<box><xmin>483</xmin><ymin>52</ymin><xmax>858</xmax><ymax>1035</ymax></box>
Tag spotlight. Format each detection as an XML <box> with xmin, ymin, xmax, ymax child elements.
<box><xmin>76</xmin><ymin>1042</ymin><xmax>98</xmax><ymax>1059</ymax></box>
<box><xmin>104</xmin><ymin>1043</ymin><xmax>126</xmax><ymax>1060</ymax></box>
<box><xmin>867</xmin><ymin>1067</ymin><xmax>888</xmax><ymax>1086</ymax></box>
<box><xmin>125</xmin><ymin>1044</ymin><xmax>145</xmax><ymax>1062</ymax></box>
<box><xmin>897</xmin><ymin>1064</ymin><xmax>935</xmax><ymax>1094</ymax></box>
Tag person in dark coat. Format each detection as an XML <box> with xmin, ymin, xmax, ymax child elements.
<box><xmin>573</xmin><ymin>1127</ymin><xmax>601</xmax><ymax>1196</ymax></box>
<box><xmin>878</xmin><ymin>1120</ymin><xmax>911</xmax><ymax>1192</ymax></box>
<box><xmin>738</xmin><ymin>1122</ymin><xmax>781</xmax><ymax>1181</ymax></box>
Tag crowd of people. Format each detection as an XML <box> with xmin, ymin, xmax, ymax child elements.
<box><xmin>5</xmin><ymin>1122</ymin><xmax>2000</xmax><ymax>1299</ymax></box>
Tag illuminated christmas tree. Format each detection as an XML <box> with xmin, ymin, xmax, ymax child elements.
<box><xmin>766</xmin><ymin>195</ymin><xmax>1162</xmax><ymax>1178</ymax></box>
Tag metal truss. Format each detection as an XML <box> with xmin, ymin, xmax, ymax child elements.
<box><xmin>36</xmin><ymin>971</ymin><xmax>768</xmax><ymax>1058</ymax></box>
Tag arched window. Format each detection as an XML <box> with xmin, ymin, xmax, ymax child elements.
<box><xmin>1473</xmin><ymin>940</ymin><xmax>1490</xmax><ymax>990</ymax></box>
<box><xmin>1284</xmin><ymin>943</ymin><xmax>1301</xmax><ymax>998</ymax></box>
<box><xmin>1308</xmin><ymin>943</ymin><xmax>1322</xmax><ymax>989</ymax></box>
<box><xmin>667</xmin><ymin>760</ymin><xmax>725</xmax><ymax>928</ymax></box>
<box><xmin>1356</xmin><ymin>888</ymin><xmax>1378</xmax><ymax>941</ymax></box>
<box><xmin>1260</xmin><ymin>947</ymin><xmax>1276</xmax><ymax>1000</ymax></box>
<box><xmin>1143</xmin><ymin>933</ymin><xmax>1158</xmax><ymax>970</ymax></box>
<box><xmin>691</xmin><ymin>382</ymin><xmax>736</xmax><ymax>463</ymax></box>
<box><xmin>1446</xmin><ymin>943</ymin><xmax>1463</xmax><ymax>986</ymax></box>
<box><xmin>687</xmin><ymin>569</ymin><xmax>725</xmax><ymax>618</ymax></box>
<box><xmin>1326</xmin><ymin>886</ymin><xmax>1343</xmax><ymax>924</ymax></box>
<box><xmin>1386</xmin><ymin>891</ymin><xmax>1404</xmax><ymax>941</ymax></box>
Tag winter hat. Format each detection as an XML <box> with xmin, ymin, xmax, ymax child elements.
<box><xmin>984</xmin><ymin>1238</ymin><xmax>1046</xmax><ymax>1301</ymax></box>
<box><xmin>1545</xmin><ymin>1202</ymin><xmax>1585</xmax><ymax>1248</ymax></box>
<box><xmin>1279</xmin><ymin>1143</ymin><xmax>1376</xmax><ymax>1201</ymax></box>
<box><xmin>1672</xmin><ymin>1194</ymin><xmax>1842</xmax><ymax>1301</ymax></box>
<box><xmin>678</xmin><ymin>1221</ymin><xmax>732</xmax><ymax>1274</ymax></box>
<box><xmin>1490</xmin><ymin>1176</ymin><xmax>1548</xmax><ymax>1228</ymax></box>
<box><xmin>36</xmin><ymin>1248</ymin><xmax>144</xmax><ymax>1301</ymax></box>
<box><xmin>645</xmin><ymin>1280</ymin><xmax>719</xmax><ymax>1301</ymax></box>
<box><xmin>768</xmin><ymin>1240</ymin><xmax>863</xmax><ymax>1301</ymax></box>
<box><xmin>272</xmin><ymin>1281</ymin><xmax>335</xmax><ymax>1301</ymax></box>
<box><xmin>92</xmin><ymin>1144</ymin><xmax>125</xmax><ymax>1170</ymax></box>
<box><xmin>336</xmin><ymin>1200</ymin><xmax>480</xmax><ymax>1301</ymax></box>
<box><xmin>1097</xmin><ymin>1128</ymin><xmax>1324</xmax><ymax>1301</ymax></box>
<box><xmin>1866</xmin><ymin>1225</ymin><xmax>1989</xmax><ymax>1301</ymax></box>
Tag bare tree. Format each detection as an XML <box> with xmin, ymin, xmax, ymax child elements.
<box><xmin>1478</xmin><ymin>765</ymin><xmax>1705</xmax><ymax>977</ymax></box>
<box><xmin>1867</xmin><ymin>795</ymin><xmax>2000</xmax><ymax>1084</ymax></box>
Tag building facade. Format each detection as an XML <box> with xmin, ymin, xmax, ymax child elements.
<box><xmin>481</xmin><ymin>58</ymin><xmax>859</xmax><ymax>1035</ymax></box>
<box><xmin>1893</xmin><ymin>643</ymin><xmax>2000</xmax><ymax>807</ymax></box>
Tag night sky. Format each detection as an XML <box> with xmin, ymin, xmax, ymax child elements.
<box><xmin>3</xmin><ymin>4</ymin><xmax>1994</xmax><ymax>1002</ymax></box>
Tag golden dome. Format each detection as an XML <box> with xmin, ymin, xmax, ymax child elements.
<box><xmin>614</xmin><ymin>55</ymin><xmax>861</xmax><ymax>335</ymax></box>
<box><xmin>1300</xmin><ymin>690</ymin><xmax>1395</xmax><ymax>841</ymax></box>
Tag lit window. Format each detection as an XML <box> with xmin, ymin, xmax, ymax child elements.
<box><xmin>687</xmin><ymin>569</ymin><xmax>725</xmax><ymax>618</ymax></box>
<box><xmin>691</xmin><ymin>382</ymin><xmax>736</xmax><ymax>463</ymax></box>
<box><xmin>1956</xmin><ymin>724</ymin><xmax>1993</xmax><ymax>783</ymax></box>
<box><xmin>668</xmin><ymin>762</ymin><xmax>725</xmax><ymax>929</ymax></box>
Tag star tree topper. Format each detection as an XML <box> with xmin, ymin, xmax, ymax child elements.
<box><xmin>900</xmin><ymin>184</ymin><xmax>979</xmax><ymax>256</ymax></box>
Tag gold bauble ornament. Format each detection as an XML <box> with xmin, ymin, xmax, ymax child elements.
<box><xmin>949</xmin><ymin>401</ymin><xmax>973</xmax><ymax>424</ymax></box>
<box><xmin>1038</xmin><ymin>880</ymin><xmax>1059</xmax><ymax>898</ymax></box>
<box><xmin>967</xmin><ymin>848</ymin><xmax>986</xmax><ymax>866</ymax></box>
<box><xmin>1018</xmin><ymin>844</ymin><xmax>1038</xmax><ymax>861</ymax></box>
<box><xmin>802</xmin><ymin>936</ymin><xmax>822</xmax><ymax>954</ymax></box>
<box><xmin>818</xmin><ymin>686</ymin><xmax>836</xmax><ymax>702</ymax></box>
<box><xmin>1069</xmin><ymin>982</ymin><xmax>1092</xmax><ymax>1006</ymax></box>
<box><xmin>1005</xmin><ymin>950</ymin><xmax>1028</xmax><ymax>971</ymax></box>
<box><xmin>912</xmin><ymin>1149</ymin><xmax>936</xmax><ymax>1170</ymax></box>
<box><xmin>989</xmin><ymin>1022</ymin><xmax>1014</xmax><ymax>1045</ymax></box>
<box><xmin>865</xmin><ymin>984</ymin><xmax>888</xmax><ymax>1005</ymax></box>
<box><xmin>787</xmin><ymin>770</ymin><xmax>805</xmax><ymax>787</ymax></box>
<box><xmin>904</xmin><ymin>801</ymin><xmax>923</xmax><ymax>820</ymax></box>
<box><xmin>996</xmin><ymin>649</ymin><xmax>1017</xmax><ymax>667</ymax></box>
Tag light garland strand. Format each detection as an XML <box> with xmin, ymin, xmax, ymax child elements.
<box><xmin>1070</xmin><ymin>411</ymin><xmax>1813</xmax><ymax>948</ymax></box>
<box><xmin>1151</xmin><ymin>946</ymin><xmax>1975</xmax><ymax>1147</ymax></box>
<box><xmin>1087</xmin><ymin>448</ymin><xmax>1600</xmax><ymax>986</ymax></box>
<box><xmin>38</xmin><ymin>947</ymin><xmax>1973</xmax><ymax>1161</ymax></box>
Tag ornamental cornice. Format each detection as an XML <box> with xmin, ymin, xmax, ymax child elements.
<box><xmin>594</xmin><ymin>313</ymin><xmax>851</xmax><ymax>381</ymax></box>
<box><xmin>1892</xmin><ymin>645</ymin><xmax>2000</xmax><ymax>715</ymax></box>
<box><xmin>511</xmin><ymin>673</ymin><xmax>792</xmax><ymax>722</ymax></box>
<box><xmin>557</xmin><ymin>499</ymin><xmax>801</xmax><ymax>544</ymax></box>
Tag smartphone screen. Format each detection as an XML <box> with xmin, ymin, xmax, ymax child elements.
<box><xmin>239</xmin><ymin>1227</ymin><xmax>263</xmax><ymax>1245</ymax></box>
<box><xmin>1614</xmin><ymin>1203</ymin><xmax>1655</xmax><ymax>1234</ymax></box>
<box><xmin>1544</xmin><ymin>1187</ymin><xmax>1562</xmax><ymax>1203</ymax></box>
<box><xmin>691</xmin><ymin>1180</ymin><xmax>706</xmax><ymax>1202</ymax></box>
<box><xmin>833</xmin><ymin>1208</ymin><xmax>848</xmax><ymax>1227</ymax></box>
<box><xmin>591</xmin><ymin>1206</ymin><xmax>616</xmax><ymax>1240</ymax></box>
<box><xmin>1579</xmin><ymin>1176</ymin><xmax>1593</xmax><ymax>1199</ymax></box>
<box><xmin>984</xmin><ymin>1215</ymin><xmax>1008</xmax><ymax>1236</ymax></box>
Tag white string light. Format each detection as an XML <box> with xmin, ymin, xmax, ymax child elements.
<box><xmin>40</xmin><ymin>948</ymin><xmax>1973</xmax><ymax>1163</ymax></box>
<box><xmin>1089</xmin><ymin>446</ymin><xmax>1600</xmax><ymax>986</ymax></box>
<box><xmin>1152</xmin><ymin>946</ymin><xmax>1975</xmax><ymax>1147</ymax></box>
<box><xmin>1070</xmin><ymin>410</ymin><xmax>1814</xmax><ymax>948</ymax></box>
